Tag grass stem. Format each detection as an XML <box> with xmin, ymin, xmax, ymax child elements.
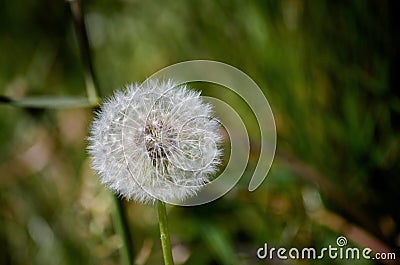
<box><xmin>112</xmin><ymin>195</ymin><xmax>134</xmax><ymax>265</ymax></box>
<box><xmin>68</xmin><ymin>1</ymin><xmax>133</xmax><ymax>264</ymax></box>
<box><xmin>68</xmin><ymin>0</ymin><xmax>101</xmax><ymax>105</ymax></box>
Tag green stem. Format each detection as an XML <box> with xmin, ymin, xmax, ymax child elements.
<box><xmin>68</xmin><ymin>1</ymin><xmax>133</xmax><ymax>265</ymax></box>
<box><xmin>157</xmin><ymin>200</ymin><xmax>175</xmax><ymax>265</ymax></box>
<box><xmin>112</xmin><ymin>195</ymin><xmax>134</xmax><ymax>265</ymax></box>
<box><xmin>68</xmin><ymin>0</ymin><xmax>101</xmax><ymax>105</ymax></box>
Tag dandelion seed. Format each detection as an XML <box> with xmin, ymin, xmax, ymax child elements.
<box><xmin>87</xmin><ymin>79</ymin><xmax>222</xmax><ymax>204</ymax></box>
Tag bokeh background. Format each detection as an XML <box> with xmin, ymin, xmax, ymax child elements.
<box><xmin>1</xmin><ymin>0</ymin><xmax>399</xmax><ymax>264</ymax></box>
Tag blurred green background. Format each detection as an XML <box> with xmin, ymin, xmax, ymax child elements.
<box><xmin>1</xmin><ymin>0</ymin><xmax>399</xmax><ymax>264</ymax></box>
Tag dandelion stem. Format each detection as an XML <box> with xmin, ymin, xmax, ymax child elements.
<box><xmin>112</xmin><ymin>195</ymin><xmax>134</xmax><ymax>265</ymax></box>
<box><xmin>157</xmin><ymin>200</ymin><xmax>175</xmax><ymax>265</ymax></box>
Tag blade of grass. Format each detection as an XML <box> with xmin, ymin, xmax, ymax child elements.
<box><xmin>67</xmin><ymin>1</ymin><xmax>133</xmax><ymax>264</ymax></box>
<box><xmin>0</xmin><ymin>95</ymin><xmax>94</xmax><ymax>108</ymax></box>
<box><xmin>68</xmin><ymin>0</ymin><xmax>101</xmax><ymax>105</ymax></box>
<box><xmin>201</xmin><ymin>222</ymin><xmax>236</xmax><ymax>265</ymax></box>
<box><xmin>112</xmin><ymin>195</ymin><xmax>134</xmax><ymax>265</ymax></box>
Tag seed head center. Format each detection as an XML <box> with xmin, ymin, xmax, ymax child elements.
<box><xmin>144</xmin><ymin>119</ymin><xmax>176</xmax><ymax>165</ymax></box>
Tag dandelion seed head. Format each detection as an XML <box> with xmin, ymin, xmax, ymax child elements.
<box><xmin>87</xmin><ymin>79</ymin><xmax>223</xmax><ymax>204</ymax></box>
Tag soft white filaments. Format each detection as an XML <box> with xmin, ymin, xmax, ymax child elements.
<box><xmin>88</xmin><ymin>80</ymin><xmax>222</xmax><ymax>204</ymax></box>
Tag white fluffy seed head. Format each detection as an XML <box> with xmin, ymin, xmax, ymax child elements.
<box><xmin>87</xmin><ymin>79</ymin><xmax>223</xmax><ymax>204</ymax></box>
